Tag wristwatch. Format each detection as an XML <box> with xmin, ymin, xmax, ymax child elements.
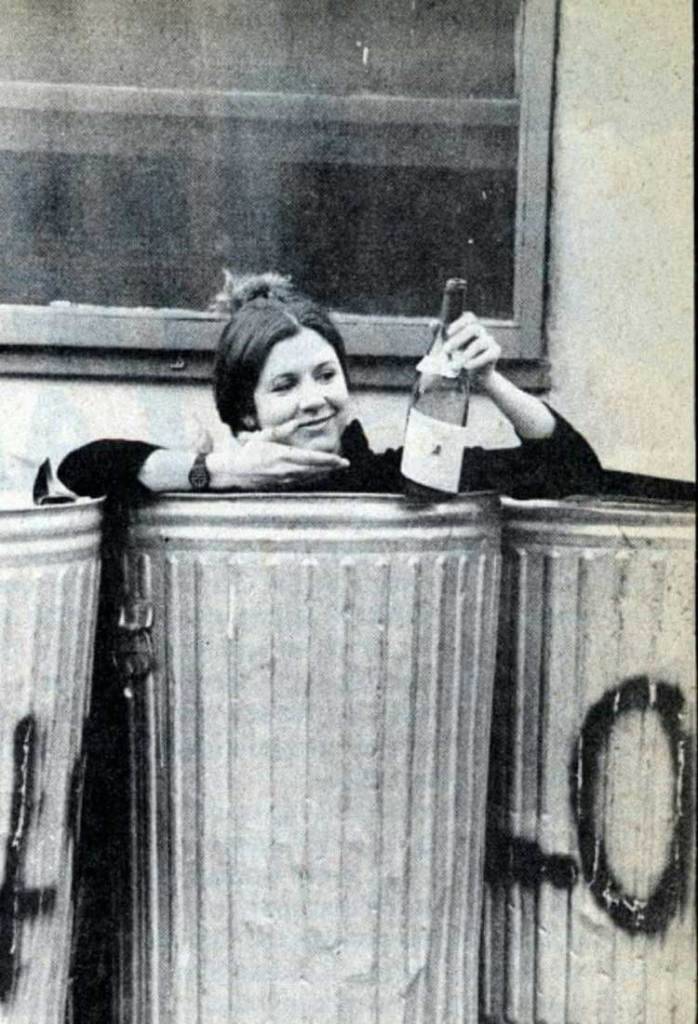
<box><xmin>188</xmin><ymin>451</ymin><xmax>211</xmax><ymax>492</ymax></box>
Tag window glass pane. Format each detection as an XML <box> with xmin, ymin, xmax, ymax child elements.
<box><xmin>0</xmin><ymin>146</ymin><xmax>516</xmax><ymax>318</ymax></box>
<box><xmin>0</xmin><ymin>152</ymin><xmax>190</xmax><ymax>308</ymax></box>
<box><xmin>2</xmin><ymin>1</ymin><xmax>519</xmax><ymax>98</ymax></box>
<box><xmin>279</xmin><ymin>165</ymin><xmax>516</xmax><ymax>319</ymax></box>
<box><xmin>0</xmin><ymin>1</ymin><xmax>520</xmax><ymax>319</ymax></box>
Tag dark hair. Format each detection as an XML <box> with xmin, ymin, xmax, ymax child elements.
<box><xmin>212</xmin><ymin>272</ymin><xmax>349</xmax><ymax>434</ymax></box>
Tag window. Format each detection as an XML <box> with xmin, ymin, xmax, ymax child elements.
<box><xmin>0</xmin><ymin>1</ymin><xmax>555</xmax><ymax>388</ymax></box>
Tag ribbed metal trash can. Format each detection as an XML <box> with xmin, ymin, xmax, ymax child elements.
<box><xmin>115</xmin><ymin>493</ymin><xmax>501</xmax><ymax>1024</ymax></box>
<box><xmin>481</xmin><ymin>499</ymin><xmax>696</xmax><ymax>1024</ymax></box>
<box><xmin>0</xmin><ymin>499</ymin><xmax>102</xmax><ymax>1024</ymax></box>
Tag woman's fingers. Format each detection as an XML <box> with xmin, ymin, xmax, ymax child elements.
<box><xmin>260</xmin><ymin>419</ymin><xmax>305</xmax><ymax>444</ymax></box>
<box><xmin>239</xmin><ymin>437</ymin><xmax>348</xmax><ymax>479</ymax></box>
<box><xmin>443</xmin><ymin>314</ymin><xmax>483</xmax><ymax>354</ymax></box>
<box><xmin>445</xmin><ymin>310</ymin><xmax>478</xmax><ymax>335</ymax></box>
<box><xmin>443</xmin><ymin>315</ymin><xmax>500</xmax><ymax>371</ymax></box>
<box><xmin>281</xmin><ymin>446</ymin><xmax>349</xmax><ymax>468</ymax></box>
<box><xmin>219</xmin><ymin>424</ymin><xmax>350</xmax><ymax>488</ymax></box>
<box><xmin>191</xmin><ymin>414</ymin><xmax>214</xmax><ymax>454</ymax></box>
<box><xmin>460</xmin><ymin>335</ymin><xmax>496</xmax><ymax>359</ymax></box>
<box><xmin>464</xmin><ymin>347</ymin><xmax>499</xmax><ymax>371</ymax></box>
<box><xmin>207</xmin><ymin>433</ymin><xmax>348</xmax><ymax>489</ymax></box>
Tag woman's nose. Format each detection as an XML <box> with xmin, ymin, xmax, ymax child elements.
<box><xmin>297</xmin><ymin>379</ymin><xmax>325</xmax><ymax>411</ymax></box>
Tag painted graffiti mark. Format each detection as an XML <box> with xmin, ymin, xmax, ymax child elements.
<box><xmin>572</xmin><ymin>676</ymin><xmax>693</xmax><ymax>936</ymax></box>
<box><xmin>485</xmin><ymin>677</ymin><xmax>693</xmax><ymax>938</ymax></box>
<box><xmin>484</xmin><ymin>828</ymin><xmax>578</xmax><ymax>890</ymax></box>
<box><xmin>0</xmin><ymin>716</ymin><xmax>57</xmax><ymax>1002</ymax></box>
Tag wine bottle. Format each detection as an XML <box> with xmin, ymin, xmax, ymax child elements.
<box><xmin>400</xmin><ymin>278</ymin><xmax>470</xmax><ymax>496</ymax></box>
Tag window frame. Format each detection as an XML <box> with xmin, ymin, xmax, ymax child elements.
<box><xmin>0</xmin><ymin>0</ymin><xmax>556</xmax><ymax>391</ymax></box>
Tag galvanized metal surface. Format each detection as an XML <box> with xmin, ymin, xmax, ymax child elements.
<box><xmin>116</xmin><ymin>493</ymin><xmax>502</xmax><ymax>1024</ymax></box>
<box><xmin>481</xmin><ymin>499</ymin><xmax>696</xmax><ymax>1024</ymax></box>
<box><xmin>0</xmin><ymin>500</ymin><xmax>102</xmax><ymax>1024</ymax></box>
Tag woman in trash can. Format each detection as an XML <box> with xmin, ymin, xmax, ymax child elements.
<box><xmin>58</xmin><ymin>273</ymin><xmax>602</xmax><ymax>499</ymax></box>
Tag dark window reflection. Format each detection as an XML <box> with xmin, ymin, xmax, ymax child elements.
<box><xmin>0</xmin><ymin>150</ymin><xmax>515</xmax><ymax>318</ymax></box>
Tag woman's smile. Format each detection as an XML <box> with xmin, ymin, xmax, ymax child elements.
<box><xmin>298</xmin><ymin>412</ymin><xmax>336</xmax><ymax>429</ymax></box>
<box><xmin>253</xmin><ymin>328</ymin><xmax>350</xmax><ymax>453</ymax></box>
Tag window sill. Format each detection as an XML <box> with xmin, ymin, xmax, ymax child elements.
<box><xmin>0</xmin><ymin>303</ymin><xmax>549</xmax><ymax>391</ymax></box>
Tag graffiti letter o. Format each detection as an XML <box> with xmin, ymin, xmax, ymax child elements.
<box><xmin>571</xmin><ymin>676</ymin><xmax>693</xmax><ymax>935</ymax></box>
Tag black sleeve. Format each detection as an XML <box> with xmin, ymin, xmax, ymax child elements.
<box><xmin>457</xmin><ymin>407</ymin><xmax>603</xmax><ymax>499</ymax></box>
<box><xmin>57</xmin><ymin>440</ymin><xmax>162</xmax><ymax>499</ymax></box>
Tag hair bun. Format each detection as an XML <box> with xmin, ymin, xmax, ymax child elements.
<box><xmin>209</xmin><ymin>270</ymin><xmax>296</xmax><ymax>316</ymax></box>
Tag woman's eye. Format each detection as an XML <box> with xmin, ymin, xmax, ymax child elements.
<box><xmin>318</xmin><ymin>369</ymin><xmax>336</xmax><ymax>383</ymax></box>
<box><xmin>271</xmin><ymin>379</ymin><xmax>295</xmax><ymax>393</ymax></box>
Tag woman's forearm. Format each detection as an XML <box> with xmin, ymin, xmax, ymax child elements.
<box><xmin>137</xmin><ymin>449</ymin><xmax>200</xmax><ymax>492</ymax></box>
<box><xmin>480</xmin><ymin>370</ymin><xmax>556</xmax><ymax>439</ymax></box>
<box><xmin>137</xmin><ymin>449</ymin><xmax>245</xmax><ymax>491</ymax></box>
<box><xmin>138</xmin><ymin>435</ymin><xmax>349</xmax><ymax>492</ymax></box>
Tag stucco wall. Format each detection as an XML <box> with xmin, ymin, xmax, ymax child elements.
<box><xmin>547</xmin><ymin>0</ymin><xmax>694</xmax><ymax>479</ymax></box>
<box><xmin>0</xmin><ymin>376</ymin><xmax>515</xmax><ymax>478</ymax></box>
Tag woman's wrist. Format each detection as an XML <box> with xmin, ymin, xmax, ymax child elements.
<box><xmin>477</xmin><ymin>369</ymin><xmax>556</xmax><ymax>439</ymax></box>
<box><xmin>137</xmin><ymin>449</ymin><xmax>202</xmax><ymax>492</ymax></box>
<box><xmin>136</xmin><ymin>448</ymin><xmax>244</xmax><ymax>492</ymax></box>
<box><xmin>205</xmin><ymin>449</ymin><xmax>244</xmax><ymax>490</ymax></box>
<box><xmin>474</xmin><ymin>365</ymin><xmax>501</xmax><ymax>394</ymax></box>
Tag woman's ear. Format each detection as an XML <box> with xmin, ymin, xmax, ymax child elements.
<box><xmin>241</xmin><ymin>413</ymin><xmax>258</xmax><ymax>430</ymax></box>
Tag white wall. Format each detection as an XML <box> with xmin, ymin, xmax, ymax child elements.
<box><xmin>0</xmin><ymin>376</ymin><xmax>515</xmax><ymax>479</ymax></box>
<box><xmin>547</xmin><ymin>0</ymin><xmax>694</xmax><ymax>479</ymax></box>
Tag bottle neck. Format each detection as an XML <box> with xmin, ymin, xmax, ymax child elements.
<box><xmin>428</xmin><ymin>323</ymin><xmax>446</xmax><ymax>354</ymax></box>
<box><xmin>416</xmin><ymin>337</ymin><xmax>461</xmax><ymax>379</ymax></box>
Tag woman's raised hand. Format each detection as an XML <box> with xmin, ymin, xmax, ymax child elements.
<box><xmin>439</xmin><ymin>312</ymin><xmax>556</xmax><ymax>438</ymax></box>
<box><xmin>442</xmin><ymin>312</ymin><xmax>501</xmax><ymax>387</ymax></box>
<box><xmin>206</xmin><ymin>420</ymin><xmax>349</xmax><ymax>490</ymax></box>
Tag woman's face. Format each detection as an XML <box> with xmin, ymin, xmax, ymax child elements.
<box><xmin>252</xmin><ymin>327</ymin><xmax>350</xmax><ymax>453</ymax></box>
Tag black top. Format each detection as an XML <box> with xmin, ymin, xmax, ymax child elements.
<box><xmin>57</xmin><ymin>409</ymin><xmax>603</xmax><ymax>501</ymax></box>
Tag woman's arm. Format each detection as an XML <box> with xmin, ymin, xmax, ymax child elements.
<box><xmin>58</xmin><ymin>440</ymin><xmax>161</xmax><ymax>498</ymax></box>
<box><xmin>455</xmin><ymin>409</ymin><xmax>603</xmax><ymax>498</ymax></box>
<box><xmin>139</xmin><ymin>430</ymin><xmax>348</xmax><ymax>492</ymax></box>
<box><xmin>478</xmin><ymin>370</ymin><xmax>555</xmax><ymax>439</ymax></box>
<box><xmin>59</xmin><ymin>422</ymin><xmax>349</xmax><ymax>497</ymax></box>
<box><xmin>440</xmin><ymin>312</ymin><xmax>602</xmax><ymax>497</ymax></box>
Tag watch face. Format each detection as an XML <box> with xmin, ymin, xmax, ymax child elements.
<box><xmin>188</xmin><ymin>454</ymin><xmax>210</xmax><ymax>491</ymax></box>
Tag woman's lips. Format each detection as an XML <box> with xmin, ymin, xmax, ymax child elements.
<box><xmin>297</xmin><ymin>414</ymin><xmax>335</xmax><ymax>429</ymax></box>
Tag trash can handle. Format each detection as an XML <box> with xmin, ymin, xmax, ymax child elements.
<box><xmin>113</xmin><ymin>551</ymin><xmax>155</xmax><ymax>681</ymax></box>
<box><xmin>113</xmin><ymin>598</ymin><xmax>155</xmax><ymax>681</ymax></box>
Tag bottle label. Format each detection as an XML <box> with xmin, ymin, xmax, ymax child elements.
<box><xmin>400</xmin><ymin>407</ymin><xmax>469</xmax><ymax>493</ymax></box>
<box><xmin>415</xmin><ymin>350</ymin><xmax>460</xmax><ymax>378</ymax></box>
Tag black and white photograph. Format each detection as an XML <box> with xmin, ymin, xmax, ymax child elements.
<box><xmin>0</xmin><ymin>2</ymin><xmax>694</xmax><ymax>1022</ymax></box>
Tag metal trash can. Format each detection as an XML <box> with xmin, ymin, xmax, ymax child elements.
<box><xmin>115</xmin><ymin>493</ymin><xmax>501</xmax><ymax>1024</ymax></box>
<box><xmin>481</xmin><ymin>499</ymin><xmax>696</xmax><ymax>1024</ymax></box>
<box><xmin>0</xmin><ymin>499</ymin><xmax>102</xmax><ymax>1023</ymax></box>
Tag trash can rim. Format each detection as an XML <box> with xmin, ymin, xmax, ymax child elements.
<box><xmin>153</xmin><ymin>488</ymin><xmax>498</xmax><ymax>503</ymax></box>
<box><xmin>0</xmin><ymin>495</ymin><xmax>104</xmax><ymax>516</ymax></box>
<box><xmin>500</xmin><ymin>495</ymin><xmax>695</xmax><ymax>525</ymax></box>
<box><xmin>128</xmin><ymin>489</ymin><xmax>502</xmax><ymax>528</ymax></box>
